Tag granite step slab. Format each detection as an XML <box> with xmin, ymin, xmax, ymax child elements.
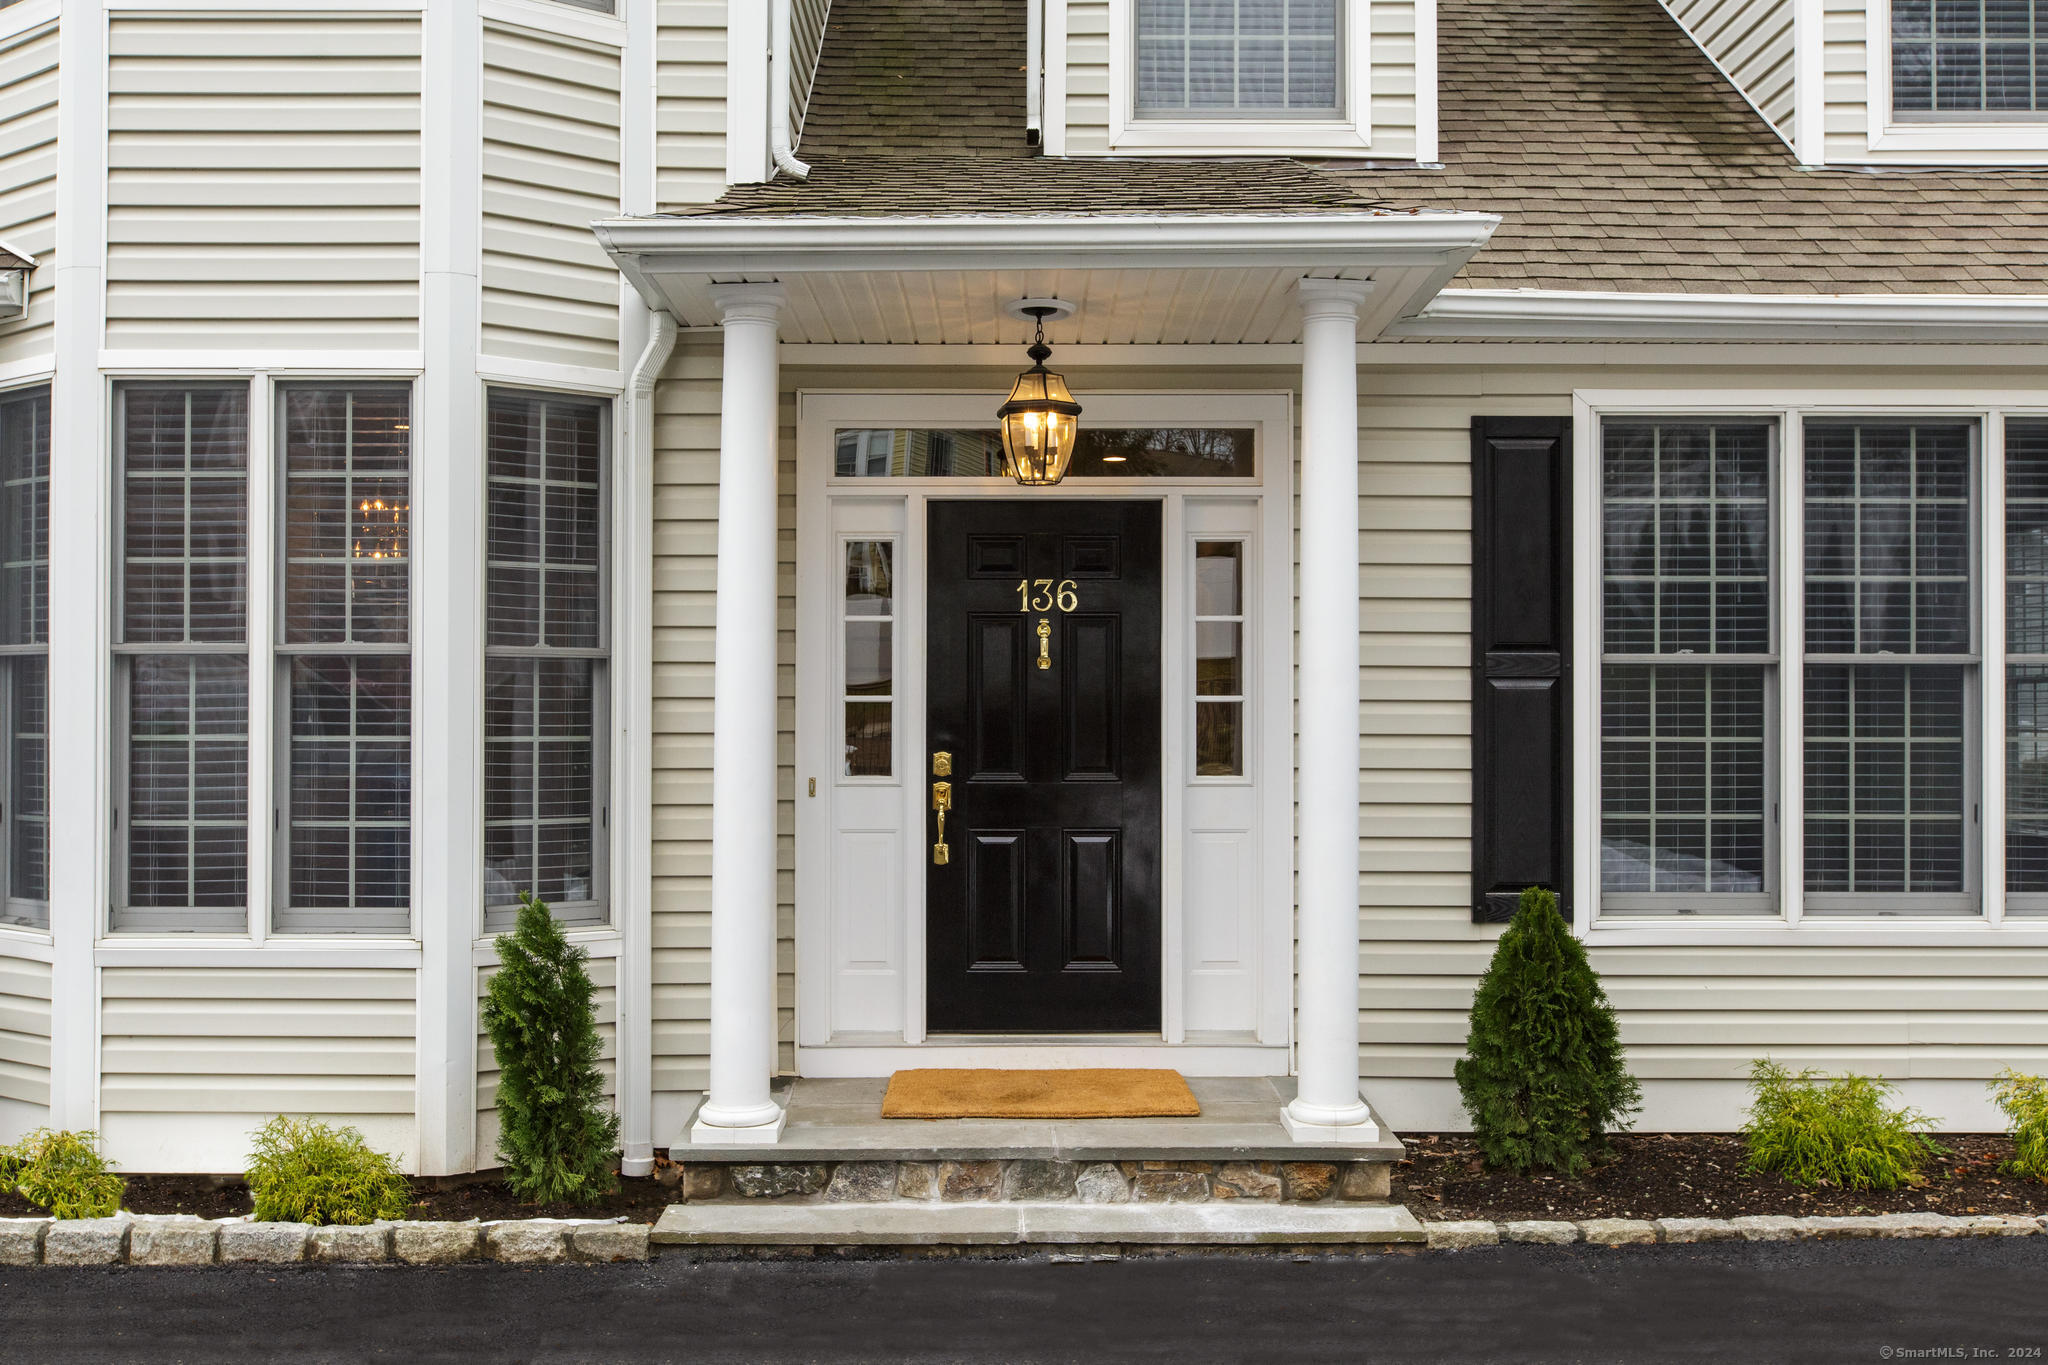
<box><xmin>652</xmin><ymin>1200</ymin><xmax>1423</xmax><ymax>1246</ymax></box>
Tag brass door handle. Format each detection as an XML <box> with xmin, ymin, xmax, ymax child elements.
<box><xmin>932</xmin><ymin>780</ymin><xmax>952</xmax><ymax>865</ymax></box>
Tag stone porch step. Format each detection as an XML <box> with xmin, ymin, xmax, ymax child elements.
<box><xmin>651</xmin><ymin>1201</ymin><xmax>1426</xmax><ymax>1247</ymax></box>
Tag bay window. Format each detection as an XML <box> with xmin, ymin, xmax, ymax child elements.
<box><xmin>1595</xmin><ymin>410</ymin><xmax>2025</xmax><ymax>922</ymax></box>
<box><xmin>483</xmin><ymin>389</ymin><xmax>609</xmax><ymax>929</ymax></box>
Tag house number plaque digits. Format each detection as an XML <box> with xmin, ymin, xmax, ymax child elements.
<box><xmin>1017</xmin><ymin>580</ymin><xmax>1077</xmax><ymax>669</ymax></box>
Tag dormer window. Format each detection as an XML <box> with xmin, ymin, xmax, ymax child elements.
<box><xmin>1095</xmin><ymin>0</ymin><xmax>1378</xmax><ymax>156</ymax></box>
<box><xmin>1892</xmin><ymin>0</ymin><xmax>2048</xmax><ymax>118</ymax></box>
<box><xmin>1135</xmin><ymin>0</ymin><xmax>1342</xmax><ymax>119</ymax></box>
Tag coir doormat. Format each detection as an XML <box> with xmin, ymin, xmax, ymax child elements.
<box><xmin>880</xmin><ymin>1068</ymin><xmax>1201</xmax><ymax>1119</ymax></box>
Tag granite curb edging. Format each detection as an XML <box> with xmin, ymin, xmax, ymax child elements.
<box><xmin>1424</xmin><ymin>1212</ymin><xmax>2048</xmax><ymax>1250</ymax></box>
<box><xmin>0</xmin><ymin>1214</ymin><xmax>650</xmax><ymax>1266</ymax></box>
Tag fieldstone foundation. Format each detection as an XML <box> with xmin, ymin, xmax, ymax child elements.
<box><xmin>671</xmin><ymin>1158</ymin><xmax>1398</xmax><ymax>1205</ymax></box>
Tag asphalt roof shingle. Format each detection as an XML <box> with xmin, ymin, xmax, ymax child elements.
<box><xmin>664</xmin><ymin>0</ymin><xmax>2048</xmax><ymax>296</ymax></box>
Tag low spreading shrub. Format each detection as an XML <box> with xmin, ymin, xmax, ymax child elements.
<box><xmin>1989</xmin><ymin>1069</ymin><xmax>2048</xmax><ymax>1182</ymax></box>
<box><xmin>482</xmin><ymin>890</ymin><xmax>620</xmax><ymax>1205</ymax></box>
<box><xmin>1741</xmin><ymin>1059</ymin><xmax>1941</xmax><ymax>1191</ymax></box>
<box><xmin>0</xmin><ymin>1128</ymin><xmax>125</xmax><ymax>1218</ymax></box>
<box><xmin>244</xmin><ymin>1116</ymin><xmax>412</xmax><ymax>1225</ymax></box>
<box><xmin>1453</xmin><ymin>885</ymin><xmax>1642</xmax><ymax>1176</ymax></box>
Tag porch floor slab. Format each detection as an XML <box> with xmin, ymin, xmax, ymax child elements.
<box><xmin>673</xmin><ymin>1076</ymin><xmax>1405</xmax><ymax>1163</ymax></box>
<box><xmin>650</xmin><ymin>1200</ymin><xmax>1426</xmax><ymax>1247</ymax></box>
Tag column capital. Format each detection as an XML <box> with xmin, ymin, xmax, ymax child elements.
<box><xmin>1296</xmin><ymin>277</ymin><xmax>1375</xmax><ymax>322</ymax></box>
<box><xmin>708</xmin><ymin>281</ymin><xmax>788</xmax><ymax>325</ymax></box>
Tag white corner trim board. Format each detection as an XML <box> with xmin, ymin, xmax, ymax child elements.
<box><xmin>1399</xmin><ymin>290</ymin><xmax>2048</xmax><ymax>340</ymax></box>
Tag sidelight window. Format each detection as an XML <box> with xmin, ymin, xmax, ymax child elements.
<box><xmin>0</xmin><ymin>386</ymin><xmax>47</xmax><ymax>928</ymax></box>
<box><xmin>1193</xmin><ymin>541</ymin><xmax>1246</xmax><ymax>776</ymax></box>
<box><xmin>483</xmin><ymin>389</ymin><xmax>609</xmax><ymax>928</ymax></box>
<box><xmin>842</xmin><ymin>540</ymin><xmax>894</xmax><ymax>778</ymax></box>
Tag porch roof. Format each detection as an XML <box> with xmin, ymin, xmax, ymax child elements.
<box><xmin>593</xmin><ymin>207</ymin><xmax>1501</xmax><ymax>344</ymax></box>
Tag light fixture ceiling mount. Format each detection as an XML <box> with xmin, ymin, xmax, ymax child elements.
<box><xmin>997</xmin><ymin>299</ymin><xmax>1082</xmax><ymax>487</ymax></box>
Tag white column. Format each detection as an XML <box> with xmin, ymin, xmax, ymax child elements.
<box><xmin>1284</xmin><ymin>277</ymin><xmax>1379</xmax><ymax>1143</ymax></box>
<box><xmin>414</xmin><ymin>0</ymin><xmax>484</xmax><ymax>1175</ymax></box>
<box><xmin>690</xmin><ymin>283</ymin><xmax>788</xmax><ymax>1143</ymax></box>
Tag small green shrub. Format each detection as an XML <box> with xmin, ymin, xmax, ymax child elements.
<box><xmin>1454</xmin><ymin>886</ymin><xmax>1643</xmax><ymax>1176</ymax></box>
<box><xmin>1741</xmin><ymin>1059</ymin><xmax>1941</xmax><ymax>1191</ymax></box>
<box><xmin>482</xmin><ymin>891</ymin><xmax>620</xmax><ymax>1205</ymax></box>
<box><xmin>1990</xmin><ymin>1069</ymin><xmax>2048</xmax><ymax>1182</ymax></box>
<box><xmin>244</xmin><ymin>1116</ymin><xmax>412</xmax><ymax>1225</ymax></box>
<box><xmin>1</xmin><ymin>1128</ymin><xmax>125</xmax><ymax>1218</ymax></box>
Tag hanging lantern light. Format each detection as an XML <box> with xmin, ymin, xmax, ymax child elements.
<box><xmin>998</xmin><ymin>302</ymin><xmax>1082</xmax><ymax>486</ymax></box>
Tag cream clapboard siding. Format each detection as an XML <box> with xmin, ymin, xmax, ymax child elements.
<box><xmin>647</xmin><ymin>352</ymin><xmax>2048</xmax><ymax>1132</ymax></box>
<box><xmin>658</xmin><ymin>0</ymin><xmax>727</xmax><ymax>208</ymax></box>
<box><xmin>480</xmin><ymin>23</ymin><xmax>621</xmax><ymax>372</ymax></box>
<box><xmin>1060</xmin><ymin>0</ymin><xmax>1419</xmax><ymax>160</ymax></box>
<box><xmin>99</xmin><ymin>966</ymin><xmax>416</xmax><ymax>1169</ymax></box>
<box><xmin>0</xmin><ymin>954</ymin><xmax>51</xmax><ymax>1132</ymax></box>
<box><xmin>1823</xmin><ymin>0</ymin><xmax>1872</xmax><ymax>161</ymax></box>
<box><xmin>1354</xmin><ymin>359</ymin><xmax>2048</xmax><ymax>1129</ymax></box>
<box><xmin>104</xmin><ymin>13</ymin><xmax>421</xmax><ymax>351</ymax></box>
<box><xmin>0</xmin><ymin>21</ymin><xmax>57</xmax><ymax>362</ymax></box>
<box><xmin>1662</xmin><ymin>0</ymin><xmax>1796</xmax><ymax>134</ymax></box>
<box><xmin>791</xmin><ymin>0</ymin><xmax>830</xmax><ymax>136</ymax></box>
<box><xmin>475</xmin><ymin>957</ymin><xmax>616</xmax><ymax>1158</ymax></box>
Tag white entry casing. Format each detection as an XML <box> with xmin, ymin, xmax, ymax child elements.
<box><xmin>793</xmin><ymin>392</ymin><xmax>1295</xmax><ymax>1074</ymax></box>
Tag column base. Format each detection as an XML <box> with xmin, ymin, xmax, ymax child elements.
<box><xmin>1280</xmin><ymin>1098</ymin><xmax>1381</xmax><ymax>1145</ymax></box>
<box><xmin>620</xmin><ymin>1142</ymin><xmax>655</xmax><ymax>1178</ymax></box>
<box><xmin>689</xmin><ymin>1103</ymin><xmax>789</xmax><ymax>1147</ymax></box>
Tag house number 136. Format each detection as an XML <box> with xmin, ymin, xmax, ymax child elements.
<box><xmin>1017</xmin><ymin>578</ymin><xmax>1079</xmax><ymax>613</ymax></box>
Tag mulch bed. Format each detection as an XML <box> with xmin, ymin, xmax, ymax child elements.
<box><xmin>1393</xmin><ymin>1133</ymin><xmax>2048</xmax><ymax>1222</ymax></box>
<box><xmin>0</xmin><ymin>1170</ymin><xmax>676</xmax><ymax>1225</ymax></box>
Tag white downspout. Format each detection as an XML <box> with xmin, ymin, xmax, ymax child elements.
<box><xmin>772</xmin><ymin>0</ymin><xmax>812</xmax><ymax>179</ymax></box>
<box><xmin>1027</xmin><ymin>0</ymin><xmax>1044</xmax><ymax>145</ymax></box>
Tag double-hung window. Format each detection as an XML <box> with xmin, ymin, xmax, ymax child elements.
<box><xmin>114</xmin><ymin>385</ymin><xmax>251</xmax><ymax>931</ymax></box>
<box><xmin>483</xmin><ymin>389</ymin><xmax>609</xmax><ymax>929</ymax></box>
<box><xmin>112</xmin><ymin>380</ymin><xmax>415</xmax><ymax>934</ymax></box>
<box><xmin>1892</xmin><ymin>0</ymin><xmax>2048</xmax><ymax>118</ymax></box>
<box><xmin>1135</xmin><ymin>0</ymin><xmax>1342</xmax><ymax>117</ymax></box>
<box><xmin>0</xmin><ymin>386</ymin><xmax>47</xmax><ymax>928</ymax></box>
<box><xmin>1597</xmin><ymin>412</ymin><xmax>2000</xmax><ymax>921</ymax></box>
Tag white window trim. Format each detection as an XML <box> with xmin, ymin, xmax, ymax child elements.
<box><xmin>1099</xmin><ymin>0</ymin><xmax>1374</xmax><ymax>156</ymax></box>
<box><xmin>1572</xmin><ymin>387</ymin><xmax>2048</xmax><ymax>947</ymax></box>
<box><xmin>1863</xmin><ymin>1</ymin><xmax>2048</xmax><ymax>162</ymax></box>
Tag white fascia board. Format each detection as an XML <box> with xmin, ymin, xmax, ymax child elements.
<box><xmin>1397</xmin><ymin>288</ymin><xmax>2048</xmax><ymax>341</ymax></box>
<box><xmin>594</xmin><ymin>212</ymin><xmax>1501</xmax><ymax>319</ymax></box>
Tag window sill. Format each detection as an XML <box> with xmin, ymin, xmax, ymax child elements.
<box><xmin>1581</xmin><ymin>919</ymin><xmax>2048</xmax><ymax>948</ymax></box>
<box><xmin>1107</xmin><ymin>120</ymin><xmax>1372</xmax><ymax>157</ymax></box>
<box><xmin>1861</xmin><ymin>122</ymin><xmax>2048</xmax><ymax>161</ymax></box>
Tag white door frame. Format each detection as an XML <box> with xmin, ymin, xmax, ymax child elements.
<box><xmin>792</xmin><ymin>390</ymin><xmax>1295</xmax><ymax>1075</ymax></box>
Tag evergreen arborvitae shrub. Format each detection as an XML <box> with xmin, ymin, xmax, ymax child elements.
<box><xmin>1453</xmin><ymin>885</ymin><xmax>1642</xmax><ymax>1175</ymax></box>
<box><xmin>244</xmin><ymin>1116</ymin><xmax>413</xmax><ymax>1225</ymax></box>
<box><xmin>482</xmin><ymin>891</ymin><xmax>620</xmax><ymax>1204</ymax></box>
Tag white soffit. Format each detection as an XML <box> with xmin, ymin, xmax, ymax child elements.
<box><xmin>1398</xmin><ymin>288</ymin><xmax>2048</xmax><ymax>341</ymax></box>
<box><xmin>592</xmin><ymin>212</ymin><xmax>1502</xmax><ymax>345</ymax></box>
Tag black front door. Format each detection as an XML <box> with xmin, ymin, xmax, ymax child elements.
<box><xmin>925</xmin><ymin>500</ymin><xmax>1162</xmax><ymax>1033</ymax></box>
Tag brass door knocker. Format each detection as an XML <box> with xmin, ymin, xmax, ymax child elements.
<box><xmin>1036</xmin><ymin>617</ymin><xmax>1051</xmax><ymax>670</ymax></box>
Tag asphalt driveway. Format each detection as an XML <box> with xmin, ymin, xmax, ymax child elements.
<box><xmin>5</xmin><ymin>1240</ymin><xmax>2045</xmax><ymax>1363</ymax></box>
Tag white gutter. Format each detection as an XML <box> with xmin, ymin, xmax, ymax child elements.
<box><xmin>1397</xmin><ymin>288</ymin><xmax>2048</xmax><ymax>341</ymax></box>
<box><xmin>597</xmin><ymin>210</ymin><xmax>1499</xmax><ymax>284</ymax></box>
<box><xmin>771</xmin><ymin>0</ymin><xmax>811</xmax><ymax>180</ymax></box>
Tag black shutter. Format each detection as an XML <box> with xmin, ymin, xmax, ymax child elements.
<box><xmin>1470</xmin><ymin>417</ymin><xmax>1572</xmax><ymax>924</ymax></box>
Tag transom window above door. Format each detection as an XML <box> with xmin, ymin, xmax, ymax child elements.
<box><xmin>831</xmin><ymin>428</ymin><xmax>1255</xmax><ymax>480</ymax></box>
